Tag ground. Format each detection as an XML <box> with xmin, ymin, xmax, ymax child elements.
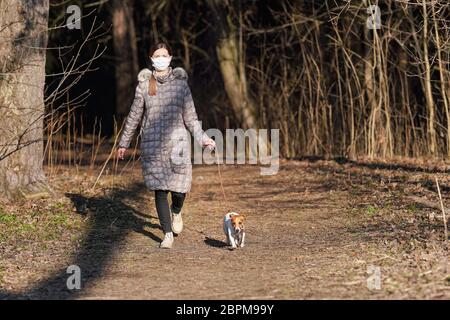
<box><xmin>0</xmin><ymin>157</ymin><xmax>449</xmax><ymax>299</ymax></box>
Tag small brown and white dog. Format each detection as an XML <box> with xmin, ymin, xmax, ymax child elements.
<box><xmin>223</xmin><ymin>212</ymin><xmax>246</xmax><ymax>249</ymax></box>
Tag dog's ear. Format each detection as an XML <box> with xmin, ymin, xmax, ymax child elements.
<box><xmin>240</xmin><ymin>214</ymin><xmax>246</xmax><ymax>220</ymax></box>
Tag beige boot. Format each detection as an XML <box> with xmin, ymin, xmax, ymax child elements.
<box><xmin>159</xmin><ymin>232</ymin><xmax>174</xmax><ymax>249</ymax></box>
<box><xmin>172</xmin><ymin>211</ymin><xmax>183</xmax><ymax>235</ymax></box>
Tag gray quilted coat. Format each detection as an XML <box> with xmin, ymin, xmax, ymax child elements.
<box><xmin>118</xmin><ymin>66</ymin><xmax>210</xmax><ymax>193</ymax></box>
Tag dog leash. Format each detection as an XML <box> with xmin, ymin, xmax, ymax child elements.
<box><xmin>207</xmin><ymin>145</ymin><xmax>227</xmax><ymax>203</ymax></box>
<box><xmin>206</xmin><ymin>145</ymin><xmax>228</xmax><ymax>205</ymax></box>
<box><xmin>215</xmin><ymin>149</ymin><xmax>227</xmax><ymax>203</ymax></box>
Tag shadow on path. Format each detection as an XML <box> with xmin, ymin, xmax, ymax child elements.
<box><xmin>204</xmin><ymin>237</ymin><xmax>227</xmax><ymax>248</ymax></box>
<box><xmin>293</xmin><ymin>156</ymin><xmax>450</xmax><ymax>174</ymax></box>
<box><xmin>0</xmin><ymin>182</ymin><xmax>159</xmax><ymax>300</ymax></box>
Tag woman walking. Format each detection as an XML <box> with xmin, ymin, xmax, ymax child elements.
<box><xmin>117</xmin><ymin>43</ymin><xmax>215</xmax><ymax>249</ymax></box>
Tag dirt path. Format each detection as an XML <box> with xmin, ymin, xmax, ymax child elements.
<box><xmin>1</xmin><ymin>159</ymin><xmax>449</xmax><ymax>299</ymax></box>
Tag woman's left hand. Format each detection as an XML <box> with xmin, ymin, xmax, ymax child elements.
<box><xmin>203</xmin><ymin>138</ymin><xmax>216</xmax><ymax>150</ymax></box>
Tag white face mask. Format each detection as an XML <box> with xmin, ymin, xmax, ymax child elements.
<box><xmin>151</xmin><ymin>56</ymin><xmax>172</xmax><ymax>71</ymax></box>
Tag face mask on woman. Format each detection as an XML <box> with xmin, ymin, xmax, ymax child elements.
<box><xmin>151</xmin><ymin>56</ymin><xmax>172</xmax><ymax>71</ymax></box>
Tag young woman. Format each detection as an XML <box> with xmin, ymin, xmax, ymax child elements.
<box><xmin>117</xmin><ymin>43</ymin><xmax>215</xmax><ymax>249</ymax></box>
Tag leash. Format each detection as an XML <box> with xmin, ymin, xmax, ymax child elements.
<box><xmin>207</xmin><ymin>146</ymin><xmax>227</xmax><ymax>203</ymax></box>
<box><xmin>206</xmin><ymin>145</ymin><xmax>228</xmax><ymax>208</ymax></box>
<box><xmin>215</xmin><ymin>149</ymin><xmax>227</xmax><ymax>203</ymax></box>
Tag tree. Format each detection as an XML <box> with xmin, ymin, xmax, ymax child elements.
<box><xmin>111</xmin><ymin>0</ymin><xmax>139</xmax><ymax>125</ymax></box>
<box><xmin>206</xmin><ymin>0</ymin><xmax>257</xmax><ymax>129</ymax></box>
<box><xmin>0</xmin><ymin>0</ymin><xmax>50</xmax><ymax>199</ymax></box>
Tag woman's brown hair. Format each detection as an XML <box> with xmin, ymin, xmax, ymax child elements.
<box><xmin>148</xmin><ymin>43</ymin><xmax>173</xmax><ymax>96</ymax></box>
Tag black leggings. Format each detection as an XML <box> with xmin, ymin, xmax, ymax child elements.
<box><xmin>154</xmin><ymin>190</ymin><xmax>186</xmax><ymax>233</ymax></box>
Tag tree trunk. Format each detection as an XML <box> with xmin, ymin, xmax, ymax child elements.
<box><xmin>432</xmin><ymin>3</ymin><xmax>450</xmax><ymax>157</ymax></box>
<box><xmin>422</xmin><ymin>0</ymin><xmax>437</xmax><ymax>156</ymax></box>
<box><xmin>365</xmin><ymin>25</ymin><xmax>381</xmax><ymax>158</ymax></box>
<box><xmin>112</xmin><ymin>0</ymin><xmax>139</xmax><ymax>125</ymax></box>
<box><xmin>207</xmin><ymin>0</ymin><xmax>257</xmax><ymax>129</ymax></box>
<box><xmin>0</xmin><ymin>0</ymin><xmax>50</xmax><ymax>200</ymax></box>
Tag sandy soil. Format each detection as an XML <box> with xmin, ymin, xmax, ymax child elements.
<box><xmin>0</xmin><ymin>158</ymin><xmax>449</xmax><ymax>299</ymax></box>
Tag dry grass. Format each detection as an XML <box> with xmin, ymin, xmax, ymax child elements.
<box><xmin>0</xmin><ymin>154</ymin><xmax>448</xmax><ymax>299</ymax></box>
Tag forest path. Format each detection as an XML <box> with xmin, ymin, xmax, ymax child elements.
<box><xmin>78</xmin><ymin>162</ymin><xmax>356</xmax><ymax>299</ymax></box>
<box><xmin>74</xmin><ymin>160</ymin><xmax>449</xmax><ymax>299</ymax></box>
<box><xmin>1</xmin><ymin>159</ymin><xmax>448</xmax><ymax>299</ymax></box>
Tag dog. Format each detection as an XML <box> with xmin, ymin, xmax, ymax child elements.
<box><xmin>223</xmin><ymin>212</ymin><xmax>246</xmax><ymax>249</ymax></box>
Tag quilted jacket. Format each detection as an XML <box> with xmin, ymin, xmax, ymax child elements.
<box><xmin>118</xmin><ymin>66</ymin><xmax>210</xmax><ymax>193</ymax></box>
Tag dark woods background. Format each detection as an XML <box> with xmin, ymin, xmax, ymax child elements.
<box><xmin>46</xmin><ymin>0</ymin><xmax>248</xmax><ymax>138</ymax></box>
<box><xmin>45</xmin><ymin>0</ymin><xmax>450</xmax><ymax>159</ymax></box>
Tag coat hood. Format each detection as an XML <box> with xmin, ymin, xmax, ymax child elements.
<box><xmin>137</xmin><ymin>67</ymin><xmax>188</xmax><ymax>83</ymax></box>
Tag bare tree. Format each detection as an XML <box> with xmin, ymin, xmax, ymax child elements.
<box><xmin>0</xmin><ymin>0</ymin><xmax>50</xmax><ymax>199</ymax></box>
<box><xmin>206</xmin><ymin>0</ymin><xmax>257</xmax><ymax>129</ymax></box>
<box><xmin>243</xmin><ymin>0</ymin><xmax>450</xmax><ymax>159</ymax></box>
<box><xmin>111</xmin><ymin>0</ymin><xmax>139</xmax><ymax>125</ymax></box>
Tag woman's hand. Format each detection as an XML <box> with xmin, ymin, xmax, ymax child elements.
<box><xmin>203</xmin><ymin>138</ymin><xmax>216</xmax><ymax>151</ymax></box>
<box><xmin>117</xmin><ymin>147</ymin><xmax>127</xmax><ymax>160</ymax></box>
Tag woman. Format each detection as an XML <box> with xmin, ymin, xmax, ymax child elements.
<box><xmin>117</xmin><ymin>43</ymin><xmax>215</xmax><ymax>249</ymax></box>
